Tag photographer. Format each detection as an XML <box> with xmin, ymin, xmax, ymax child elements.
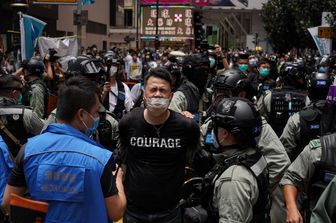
<box><xmin>101</xmin><ymin>54</ymin><xmax>133</xmax><ymax>120</ymax></box>
<box><xmin>44</xmin><ymin>48</ymin><xmax>64</xmax><ymax>94</ymax></box>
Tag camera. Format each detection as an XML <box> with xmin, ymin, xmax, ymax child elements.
<box><xmin>48</xmin><ymin>48</ymin><xmax>59</xmax><ymax>62</ymax></box>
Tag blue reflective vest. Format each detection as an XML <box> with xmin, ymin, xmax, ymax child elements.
<box><xmin>0</xmin><ymin>136</ymin><xmax>13</xmax><ymax>204</ymax></box>
<box><xmin>24</xmin><ymin>124</ymin><xmax>113</xmax><ymax>223</ymax></box>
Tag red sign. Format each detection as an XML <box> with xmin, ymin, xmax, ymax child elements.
<box><xmin>141</xmin><ymin>0</ymin><xmax>191</xmax><ymax>5</ymax></box>
<box><xmin>193</xmin><ymin>0</ymin><xmax>209</xmax><ymax>6</ymax></box>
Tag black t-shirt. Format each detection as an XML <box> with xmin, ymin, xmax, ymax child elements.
<box><xmin>119</xmin><ymin>107</ymin><xmax>200</xmax><ymax>213</ymax></box>
<box><xmin>7</xmin><ymin>146</ymin><xmax>118</xmax><ymax>198</ymax></box>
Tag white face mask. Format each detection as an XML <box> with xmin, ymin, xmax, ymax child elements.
<box><xmin>145</xmin><ymin>97</ymin><xmax>170</xmax><ymax>116</ymax></box>
<box><xmin>109</xmin><ymin>66</ymin><xmax>118</xmax><ymax>77</ymax></box>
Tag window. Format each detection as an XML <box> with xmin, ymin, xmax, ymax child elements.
<box><xmin>110</xmin><ymin>0</ymin><xmax>116</xmax><ymax>26</ymax></box>
<box><xmin>124</xmin><ymin>9</ymin><xmax>133</xmax><ymax>27</ymax></box>
<box><xmin>86</xmin><ymin>21</ymin><xmax>107</xmax><ymax>35</ymax></box>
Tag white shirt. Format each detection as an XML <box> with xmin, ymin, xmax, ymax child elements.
<box><xmin>109</xmin><ymin>82</ymin><xmax>134</xmax><ymax>113</ymax></box>
<box><xmin>127</xmin><ymin>59</ymin><xmax>142</xmax><ymax>81</ymax></box>
<box><xmin>124</xmin><ymin>54</ymin><xmax>132</xmax><ymax>75</ymax></box>
<box><xmin>130</xmin><ymin>83</ymin><xmax>142</xmax><ymax>103</ymax></box>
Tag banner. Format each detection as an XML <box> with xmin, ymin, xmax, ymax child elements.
<box><xmin>308</xmin><ymin>26</ymin><xmax>332</xmax><ymax>56</ymax></box>
<box><xmin>20</xmin><ymin>14</ymin><xmax>46</xmax><ymax>61</ymax></box>
<box><xmin>37</xmin><ymin>36</ymin><xmax>78</xmax><ymax>59</ymax></box>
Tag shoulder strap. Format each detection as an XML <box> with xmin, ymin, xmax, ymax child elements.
<box><xmin>0</xmin><ymin>119</ymin><xmax>22</xmax><ymax>153</ymax></box>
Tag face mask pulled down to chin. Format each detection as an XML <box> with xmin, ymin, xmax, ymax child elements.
<box><xmin>145</xmin><ymin>97</ymin><xmax>170</xmax><ymax>116</ymax></box>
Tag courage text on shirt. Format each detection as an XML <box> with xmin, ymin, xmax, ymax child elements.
<box><xmin>130</xmin><ymin>137</ymin><xmax>182</xmax><ymax>148</ymax></box>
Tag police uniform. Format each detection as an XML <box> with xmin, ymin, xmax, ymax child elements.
<box><xmin>257</xmin><ymin>90</ymin><xmax>310</xmax><ymax>121</ymax></box>
<box><xmin>0</xmin><ymin>97</ymin><xmax>44</xmax><ymax>157</ymax></box>
<box><xmin>310</xmin><ymin>175</ymin><xmax>336</xmax><ymax>223</ymax></box>
<box><xmin>169</xmin><ymin>80</ymin><xmax>200</xmax><ymax>114</ymax></box>
<box><xmin>280</xmin><ymin>100</ymin><xmax>327</xmax><ymax>161</ymax></box>
<box><xmin>201</xmin><ymin>117</ymin><xmax>290</xmax><ymax>222</ymax></box>
<box><xmin>201</xmin><ymin>117</ymin><xmax>290</xmax><ymax>190</ymax></box>
<box><xmin>23</xmin><ymin>79</ymin><xmax>47</xmax><ymax>119</ymax></box>
<box><xmin>257</xmin><ymin>90</ymin><xmax>310</xmax><ymax>136</ymax></box>
<box><xmin>279</xmin><ymin>136</ymin><xmax>332</xmax><ymax>218</ymax></box>
<box><xmin>212</xmin><ymin>148</ymin><xmax>269</xmax><ymax>222</ymax></box>
<box><xmin>279</xmin><ymin>112</ymin><xmax>301</xmax><ymax>158</ymax></box>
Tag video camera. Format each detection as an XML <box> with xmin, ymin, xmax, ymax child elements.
<box><xmin>48</xmin><ymin>48</ymin><xmax>59</xmax><ymax>62</ymax></box>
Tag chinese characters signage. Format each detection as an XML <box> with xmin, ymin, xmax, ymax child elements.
<box><xmin>141</xmin><ymin>6</ymin><xmax>194</xmax><ymax>40</ymax></box>
<box><xmin>141</xmin><ymin>0</ymin><xmax>191</xmax><ymax>5</ymax></box>
<box><xmin>33</xmin><ymin>0</ymin><xmax>77</xmax><ymax>4</ymax></box>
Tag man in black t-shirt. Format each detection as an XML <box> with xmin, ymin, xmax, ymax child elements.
<box><xmin>119</xmin><ymin>67</ymin><xmax>200</xmax><ymax>223</ymax></box>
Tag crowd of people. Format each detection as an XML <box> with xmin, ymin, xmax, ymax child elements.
<box><xmin>0</xmin><ymin>43</ymin><xmax>336</xmax><ymax>223</ymax></box>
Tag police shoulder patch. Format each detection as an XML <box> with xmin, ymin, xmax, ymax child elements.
<box><xmin>309</xmin><ymin>139</ymin><xmax>321</xmax><ymax>149</ymax></box>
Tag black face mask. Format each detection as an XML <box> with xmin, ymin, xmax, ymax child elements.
<box><xmin>190</xmin><ymin>68</ymin><xmax>209</xmax><ymax>95</ymax></box>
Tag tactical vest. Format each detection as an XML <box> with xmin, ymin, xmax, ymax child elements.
<box><xmin>96</xmin><ymin>111</ymin><xmax>115</xmax><ymax>152</ymax></box>
<box><xmin>296</xmin><ymin>103</ymin><xmax>324</xmax><ymax>160</ymax></box>
<box><xmin>103</xmin><ymin>81</ymin><xmax>126</xmax><ymax>120</ymax></box>
<box><xmin>0</xmin><ymin>105</ymin><xmax>29</xmax><ymax>157</ymax></box>
<box><xmin>258</xmin><ymin>81</ymin><xmax>276</xmax><ymax>99</ymax></box>
<box><xmin>24</xmin><ymin>124</ymin><xmax>112</xmax><ymax>223</ymax></box>
<box><xmin>269</xmin><ymin>88</ymin><xmax>306</xmax><ymax>136</ymax></box>
<box><xmin>305</xmin><ymin>133</ymin><xmax>336</xmax><ymax>221</ymax></box>
<box><xmin>22</xmin><ymin>79</ymin><xmax>49</xmax><ymax>118</ymax></box>
<box><xmin>176</xmin><ymin>81</ymin><xmax>200</xmax><ymax>114</ymax></box>
<box><xmin>295</xmin><ymin>101</ymin><xmax>336</xmax><ymax>162</ymax></box>
<box><xmin>203</xmin><ymin>152</ymin><xmax>270</xmax><ymax>223</ymax></box>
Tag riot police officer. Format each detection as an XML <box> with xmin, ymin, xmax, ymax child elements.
<box><xmin>209</xmin><ymin>97</ymin><xmax>270</xmax><ymax>222</ymax></box>
<box><xmin>169</xmin><ymin>54</ymin><xmax>209</xmax><ymax>115</ymax></box>
<box><xmin>0</xmin><ymin>74</ymin><xmax>43</xmax><ymax>157</ymax></box>
<box><xmin>200</xmin><ymin>69</ymin><xmax>290</xmax><ymax>223</ymax></box>
<box><xmin>22</xmin><ymin>56</ymin><xmax>48</xmax><ymax>119</ymax></box>
<box><xmin>280</xmin><ymin>71</ymin><xmax>333</xmax><ymax>161</ymax></box>
<box><xmin>281</xmin><ymin>132</ymin><xmax>336</xmax><ymax>223</ymax></box>
<box><xmin>204</xmin><ymin>69</ymin><xmax>248</xmax><ymax>119</ymax></box>
<box><xmin>257</xmin><ymin>62</ymin><xmax>310</xmax><ymax>136</ymax></box>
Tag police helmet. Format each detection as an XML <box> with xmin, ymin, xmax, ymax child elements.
<box><xmin>182</xmin><ymin>54</ymin><xmax>210</xmax><ymax>94</ymax></box>
<box><xmin>66</xmin><ymin>56</ymin><xmax>103</xmax><ymax>80</ymax></box>
<box><xmin>279</xmin><ymin>62</ymin><xmax>307</xmax><ymax>88</ymax></box>
<box><xmin>213</xmin><ymin>69</ymin><xmax>247</xmax><ymax>91</ymax></box>
<box><xmin>307</xmin><ymin>71</ymin><xmax>332</xmax><ymax>100</ymax></box>
<box><xmin>26</xmin><ymin>56</ymin><xmax>45</xmax><ymax>76</ymax></box>
<box><xmin>212</xmin><ymin>97</ymin><xmax>262</xmax><ymax>146</ymax></box>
